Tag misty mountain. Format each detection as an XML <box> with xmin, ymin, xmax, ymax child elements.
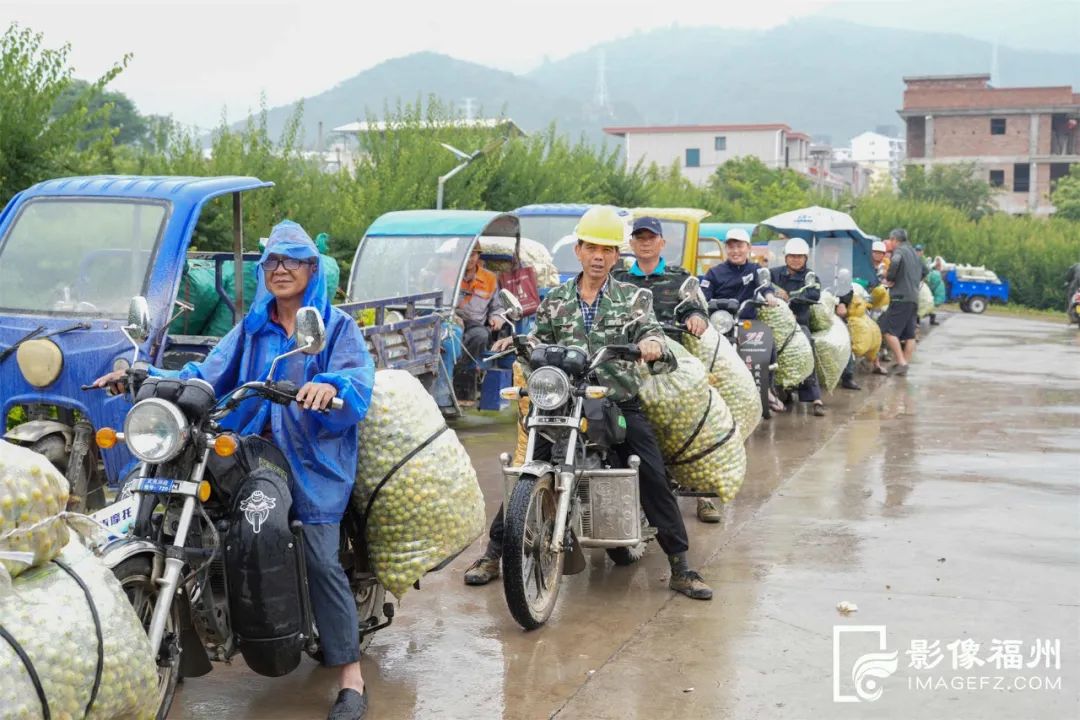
<box><xmin>817</xmin><ymin>0</ymin><xmax>1080</xmax><ymax>56</ymax></box>
<box><xmin>243</xmin><ymin>52</ymin><xmax>595</xmax><ymax>148</ymax></box>
<box><xmin>245</xmin><ymin>18</ymin><xmax>1080</xmax><ymax>152</ymax></box>
<box><xmin>526</xmin><ymin>18</ymin><xmax>1080</xmax><ymax>145</ymax></box>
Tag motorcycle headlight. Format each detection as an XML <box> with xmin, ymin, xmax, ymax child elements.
<box><xmin>710</xmin><ymin>310</ymin><xmax>735</xmax><ymax>335</ymax></box>
<box><xmin>526</xmin><ymin>366</ymin><xmax>571</xmax><ymax>411</ymax></box>
<box><xmin>123</xmin><ymin>398</ymin><xmax>189</xmax><ymax>464</ymax></box>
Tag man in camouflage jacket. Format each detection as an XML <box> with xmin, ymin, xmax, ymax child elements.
<box><xmin>613</xmin><ymin>216</ymin><xmax>721</xmax><ymax>524</ymax></box>
<box><xmin>463</xmin><ymin>206</ymin><xmax>713</xmax><ymax>601</ymax></box>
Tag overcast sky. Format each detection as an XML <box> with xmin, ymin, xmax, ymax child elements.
<box><xmin>1</xmin><ymin>0</ymin><xmax>842</xmax><ymax>128</ymax></box>
<box><xmin>4</xmin><ymin>0</ymin><xmax>1074</xmax><ymax>130</ymax></box>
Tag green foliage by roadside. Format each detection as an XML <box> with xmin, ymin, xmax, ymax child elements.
<box><xmin>898</xmin><ymin>163</ymin><xmax>997</xmax><ymax>220</ymax></box>
<box><xmin>1052</xmin><ymin>165</ymin><xmax>1080</xmax><ymax>222</ymax></box>
<box><xmin>0</xmin><ymin>25</ymin><xmax>129</xmax><ymax>202</ymax></box>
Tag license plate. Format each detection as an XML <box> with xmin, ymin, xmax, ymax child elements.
<box><xmin>90</xmin><ymin>494</ymin><xmax>140</xmax><ymax>538</ymax></box>
<box><xmin>134</xmin><ymin>477</ymin><xmax>178</xmax><ymax>494</ymax></box>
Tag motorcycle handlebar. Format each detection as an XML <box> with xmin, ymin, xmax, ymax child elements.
<box><xmin>606</xmin><ymin>344</ymin><xmax>642</xmax><ymax>362</ymax></box>
<box><xmin>264</xmin><ymin>380</ymin><xmax>344</xmax><ymax>411</ymax></box>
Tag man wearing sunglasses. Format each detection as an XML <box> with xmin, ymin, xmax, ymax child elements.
<box><xmin>94</xmin><ymin>220</ymin><xmax>375</xmax><ymax>720</ymax></box>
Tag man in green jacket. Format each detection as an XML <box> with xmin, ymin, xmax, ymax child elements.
<box><xmin>462</xmin><ymin>206</ymin><xmax>713</xmax><ymax>600</ymax></box>
<box><xmin>613</xmin><ymin>216</ymin><xmax>721</xmax><ymax>523</ymax></box>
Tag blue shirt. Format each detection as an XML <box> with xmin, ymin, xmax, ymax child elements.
<box><xmin>628</xmin><ymin>257</ymin><xmax>667</xmax><ymax>277</ymax></box>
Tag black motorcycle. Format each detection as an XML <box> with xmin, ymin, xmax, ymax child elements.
<box><xmin>92</xmin><ymin>298</ymin><xmax>392</xmax><ymax>719</ymax></box>
<box><xmin>494</xmin><ymin>289</ymin><xmax>675</xmax><ymax>630</ymax></box>
<box><xmin>706</xmin><ymin>267</ymin><xmax>778</xmax><ymax>419</ymax></box>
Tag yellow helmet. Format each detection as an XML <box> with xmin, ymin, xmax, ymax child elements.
<box><xmin>575</xmin><ymin>205</ymin><xmax>629</xmax><ymax>247</ymax></box>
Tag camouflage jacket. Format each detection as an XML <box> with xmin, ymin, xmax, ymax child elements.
<box><xmin>613</xmin><ymin>260</ymin><xmax>707</xmax><ymax>328</ymax></box>
<box><xmin>532</xmin><ymin>274</ymin><xmax>666</xmax><ymax>402</ymax></box>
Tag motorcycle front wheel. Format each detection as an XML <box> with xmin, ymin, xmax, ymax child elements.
<box><xmin>502</xmin><ymin>474</ymin><xmax>564</xmax><ymax>630</ymax></box>
<box><xmin>113</xmin><ymin>555</ymin><xmax>181</xmax><ymax>720</ymax></box>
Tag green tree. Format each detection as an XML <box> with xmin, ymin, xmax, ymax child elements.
<box><xmin>0</xmin><ymin>24</ymin><xmax>128</xmax><ymax>202</ymax></box>
<box><xmin>1051</xmin><ymin>165</ymin><xmax>1080</xmax><ymax>221</ymax></box>
<box><xmin>52</xmin><ymin>79</ymin><xmax>148</xmax><ymax>147</ymax></box>
<box><xmin>898</xmin><ymin>163</ymin><xmax>996</xmax><ymax>220</ymax></box>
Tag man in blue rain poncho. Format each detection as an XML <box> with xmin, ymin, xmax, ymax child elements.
<box><xmin>94</xmin><ymin>220</ymin><xmax>375</xmax><ymax>720</ymax></box>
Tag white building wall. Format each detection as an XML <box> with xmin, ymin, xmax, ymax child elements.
<box><xmin>621</xmin><ymin>129</ymin><xmax>786</xmax><ymax>185</ymax></box>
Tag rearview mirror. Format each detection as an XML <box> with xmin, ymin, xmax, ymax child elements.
<box><xmin>497</xmin><ymin>288</ymin><xmax>523</xmax><ymax>321</ymax></box>
<box><xmin>629</xmin><ymin>288</ymin><xmax>653</xmax><ymax>319</ymax></box>
<box><xmin>622</xmin><ymin>288</ymin><xmax>654</xmax><ymax>333</ymax></box>
<box><xmin>805</xmin><ymin>271</ymin><xmax>818</xmax><ymax>286</ymax></box>
<box><xmin>295</xmin><ymin>306</ymin><xmax>326</xmax><ymax>355</ymax></box>
<box><xmin>675</xmin><ymin>276</ymin><xmax>707</xmax><ymax>313</ymax></box>
<box><xmin>756</xmin><ymin>267</ymin><xmax>772</xmax><ymax>286</ymax></box>
<box><xmin>121</xmin><ymin>296</ymin><xmax>151</xmax><ymax>364</ymax></box>
<box><xmin>124</xmin><ymin>296</ymin><xmax>150</xmax><ymax>345</ymax></box>
<box><xmin>677</xmin><ymin>276</ymin><xmax>700</xmax><ymax>301</ymax></box>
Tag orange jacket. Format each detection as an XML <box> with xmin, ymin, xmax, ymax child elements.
<box><xmin>458</xmin><ymin>266</ymin><xmax>500</xmax><ymax>325</ymax></box>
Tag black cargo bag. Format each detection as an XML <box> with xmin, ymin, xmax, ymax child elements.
<box><xmin>583</xmin><ymin>397</ymin><xmax>627</xmax><ymax>449</ymax></box>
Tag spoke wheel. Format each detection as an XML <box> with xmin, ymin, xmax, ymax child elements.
<box><xmin>502</xmin><ymin>475</ymin><xmax>563</xmax><ymax>630</ymax></box>
<box><xmin>113</xmin><ymin>556</ymin><xmax>180</xmax><ymax>720</ymax></box>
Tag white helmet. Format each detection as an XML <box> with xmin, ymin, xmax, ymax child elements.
<box><xmin>872</xmin><ymin>240</ymin><xmax>887</xmax><ymax>253</ymax></box>
<box><xmin>784</xmin><ymin>237</ymin><xmax>810</xmax><ymax>256</ymax></box>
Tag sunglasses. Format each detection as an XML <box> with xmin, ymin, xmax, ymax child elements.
<box><xmin>260</xmin><ymin>256</ymin><xmax>315</xmax><ymax>272</ymax></box>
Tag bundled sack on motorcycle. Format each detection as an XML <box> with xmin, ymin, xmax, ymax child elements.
<box><xmin>477</xmin><ymin>236</ymin><xmax>561</xmax><ymax>289</ymax></box>
<box><xmin>0</xmin><ymin>540</ymin><xmax>159</xmax><ymax>720</ymax></box>
<box><xmin>0</xmin><ymin>440</ymin><xmax>73</xmax><ymax>580</ymax></box>
<box><xmin>638</xmin><ymin>342</ymin><xmax>747</xmax><ymax>503</ymax></box>
<box><xmin>812</xmin><ymin>314</ymin><xmax>852</xmax><ymax>393</ymax></box>
<box><xmin>682</xmin><ymin>326</ymin><xmax>761</xmax><ymax>442</ymax></box>
<box><xmin>846</xmin><ymin>293</ymin><xmax>882</xmax><ymax>361</ymax></box>
<box><xmin>352</xmin><ymin>370</ymin><xmax>486</xmax><ymax>598</ymax></box>
<box><xmin>757</xmin><ymin>302</ymin><xmax>815</xmax><ymax>390</ymax></box>
<box><xmin>808</xmin><ymin>290</ymin><xmax>839</xmax><ymax>333</ymax></box>
<box><xmin>917</xmin><ymin>281</ymin><xmax>935</xmax><ymax>319</ymax></box>
<box><xmin>869</xmin><ymin>285</ymin><xmax>890</xmax><ymax>311</ymax></box>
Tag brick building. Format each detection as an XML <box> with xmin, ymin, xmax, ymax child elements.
<box><xmin>900</xmin><ymin>74</ymin><xmax>1080</xmax><ymax>215</ymax></box>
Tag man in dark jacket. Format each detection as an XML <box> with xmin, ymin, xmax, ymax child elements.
<box><xmin>769</xmin><ymin>238</ymin><xmax>825</xmax><ymax>416</ymax></box>
<box><xmin>878</xmin><ymin>228</ymin><xmax>923</xmax><ymax>375</ymax></box>
<box><xmin>700</xmin><ymin>228</ymin><xmax>778</xmax><ymax>317</ymax></box>
<box><xmin>614</xmin><ymin>216</ymin><xmax>719</xmax><ymax>524</ymax></box>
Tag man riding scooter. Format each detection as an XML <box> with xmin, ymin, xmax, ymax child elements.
<box><xmin>769</xmin><ymin>238</ymin><xmax>825</xmax><ymax>417</ymax></box>
<box><xmin>462</xmin><ymin>205</ymin><xmax>713</xmax><ymax>600</ymax></box>
<box><xmin>701</xmin><ymin>228</ymin><xmax>785</xmax><ymax>413</ymax></box>
<box><xmin>94</xmin><ymin>220</ymin><xmax>376</xmax><ymax>720</ymax></box>
<box><xmin>613</xmin><ymin>216</ymin><xmax>720</xmax><ymax>524</ymax></box>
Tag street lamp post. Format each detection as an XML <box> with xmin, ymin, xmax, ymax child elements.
<box><xmin>435</xmin><ymin>138</ymin><xmax>507</xmax><ymax>210</ymax></box>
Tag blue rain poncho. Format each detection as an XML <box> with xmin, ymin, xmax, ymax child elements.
<box><xmin>150</xmin><ymin>220</ymin><xmax>374</xmax><ymax>523</ymax></box>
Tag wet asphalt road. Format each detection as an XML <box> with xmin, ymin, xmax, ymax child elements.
<box><xmin>173</xmin><ymin>314</ymin><xmax>1080</xmax><ymax>720</ymax></box>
